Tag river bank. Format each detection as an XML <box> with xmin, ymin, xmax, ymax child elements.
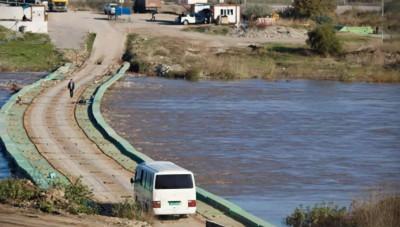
<box><xmin>123</xmin><ymin>30</ymin><xmax>400</xmax><ymax>83</ymax></box>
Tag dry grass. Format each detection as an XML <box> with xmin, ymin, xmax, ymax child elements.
<box><xmin>286</xmin><ymin>192</ymin><xmax>400</xmax><ymax>227</ymax></box>
<box><xmin>349</xmin><ymin>192</ymin><xmax>400</xmax><ymax>227</ymax></box>
<box><xmin>276</xmin><ymin>18</ymin><xmax>312</xmax><ymax>28</ymax></box>
<box><xmin>125</xmin><ymin>33</ymin><xmax>278</xmax><ymax>80</ymax></box>
<box><xmin>124</xmin><ymin>33</ymin><xmax>399</xmax><ymax>83</ymax></box>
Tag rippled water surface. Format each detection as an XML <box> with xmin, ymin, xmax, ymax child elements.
<box><xmin>0</xmin><ymin>72</ymin><xmax>46</xmax><ymax>179</ymax></box>
<box><xmin>102</xmin><ymin>76</ymin><xmax>400</xmax><ymax>225</ymax></box>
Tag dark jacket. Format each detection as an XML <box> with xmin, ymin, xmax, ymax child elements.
<box><xmin>68</xmin><ymin>81</ymin><xmax>75</xmax><ymax>90</ymax></box>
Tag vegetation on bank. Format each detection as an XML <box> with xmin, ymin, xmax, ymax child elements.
<box><xmin>86</xmin><ymin>33</ymin><xmax>96</xmax><ymax>55</ymax></box>
<box><xmin>286</xmin><ymin>193</ymin><xmax>400</xmax><ymax>227</ymax></box>
<box><xmin>0</xmin><ymin>25</ymin><xmax>98</xmax><ymax>72</ymax></box>
<box><xmin>122</xmin><ymin>31</ymin><xmax>399</xmax><ymax>82</ymax></box>
<box><xmin>0</xmin><ymin>178</ymin><xmax>151</xmax><ymax>223</ymax></box>
<box><xmin>0</xmin><ymin>26</ymin><xmax>65</xmax><ymax>72</ymax></box>
<box><xmin>174</xmin><ymin>1</ymin><xmax>399</xmax><ymax>83</ymax></box>
<box><xmin>1</xmin><ymin>178</ymin><xmax>398</xmax><ymax>226</ymax></box>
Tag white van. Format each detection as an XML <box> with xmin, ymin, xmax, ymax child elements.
<box><xmin>131</xmin><ymin>161</ymin><xmax>197</xmax><ymax>215</ymax></box>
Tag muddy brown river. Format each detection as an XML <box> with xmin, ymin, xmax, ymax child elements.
<box><xmin>101</xmin><ymin>76</ymin><xmax>400</xmax><ymax>225</ymax></box>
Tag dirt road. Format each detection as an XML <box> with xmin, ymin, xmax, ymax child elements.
<box><xmin>25</xmin><ymin>13</ymin><xmax>131</xmax><ymax>203</ymax></box>
<box><xmin>48</xmin><ymin>11</ymin><xmax>306</xmax><ymax>51</ymax></box>
<box><xmin>0</xmin><ymin>203</ymin><xmax>148</xmax><ymax>227</ymax></box>
<box><xmin>17</xmin><ymin>10</ymin><xmax>241</xmax><ymax>227</ymax></box>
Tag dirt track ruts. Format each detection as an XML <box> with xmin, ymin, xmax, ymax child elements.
<box><xmin>24</xmin><ymin>12</ymin><xmax>132</xmax><ymax>203</ymax></box>
<box><xmin>21</xmin><ymin>10</ymin><xmax>213</xmax><ymax>227</ymax></box>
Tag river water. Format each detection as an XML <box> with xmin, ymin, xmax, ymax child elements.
<box><xmin>102</xmin><ymin>76</ymin><xmax>400</xmax><ymax>226</ymax></box>
<box><xmin>0</xmin><ymin>72</ymin><xmax>47</xmax><ymax>180</ymax></box>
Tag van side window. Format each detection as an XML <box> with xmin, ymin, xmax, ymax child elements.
<box><xmin>135</xmin><ymin>169</ymin><xmax>142</xmax><ymax>182</ymax></box>
<box><xmin>149</xmin><ymin>174</ymin><xmax>153</xmax><ymax>192</ymax></box>
<box><xmin>141</xmin><ymin>171</ymin><xmax>146</xmax><ymax>187</ymax></box>
<box><xmin>145</xmin><ymin>173</ymin><xmax>150</xmax><ymax>190</ymax></box>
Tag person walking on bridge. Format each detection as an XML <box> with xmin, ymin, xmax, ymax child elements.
<box><xmin>68</xmin><ymin>79</ymin><xmax>75</xmax><ymax>98</ymax></box>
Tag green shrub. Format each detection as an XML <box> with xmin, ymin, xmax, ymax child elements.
<box><xmin>292</xmin><ymin>0</ymin><xmax>336</xmax><ymax>19</ymax></box>
<box><xmin>244</xmin><ymin>4</ymin><xmax>271</xmax><ymax>18</ymax></box>
<box><xmin>113</xmin><ymin>200</ymin><xmax>141</xmax><ymax>220</ymax></box>
<box><xmin>186</xmin><ymin>68</ymin><xmax>200</xmax><ymax>81</ymax></box>
<box><xmin>285</xmin><ymin>202</ymin><xmax>347</xmax><ymax>227</ymax></box>
<box><xmin>64</xmin><ymin>178</ymin><xmax>98</xmax><ymax>215</ymax></box>
<box><xmin>38</xmin><ymin>200</ymin><xmax>55</xmax><ymax>213</ymax></box>
<box><xmin>286</xmin><ymin>195</ymin><xmax>400</xmax><ymax>227</ymax></box>
<box><xmin>0</xmin><ymin>179</ymin><xmax>38</xmax><ymax>203</ymax></box>
<box><xmin>86</xmin><ymin>33</ymin><xmax>96</xmax><ymax>55</ymax></box>
<box><xmin>306</xmin><ymin>24</ymin><xmax>342</xmax><ymax>56</ymax></box>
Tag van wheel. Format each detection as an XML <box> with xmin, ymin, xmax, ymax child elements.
<box><xmin>183</xmin><ymin>20</ymin><xmax>189</xmax><ymax>25</ymax></box>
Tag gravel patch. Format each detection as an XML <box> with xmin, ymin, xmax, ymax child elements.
<box><xmin>229</xmin><ymin>26</ymin><xmax>308</xmax><ymax>40</ymax></box>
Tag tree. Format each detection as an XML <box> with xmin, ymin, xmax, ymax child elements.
<box><xmin>306</xmin><ymin>24</ymin><xmax>342</xmax><ymax>56</ymax></box>
<box><xmin>243</xmin><ymin>4</ymin><xmax>271</xmax><ymax>18</ymax></box>
<box><xmin>292</xmin><ymin>0</ymin><xmax>337</xmax><ymax>19</ymax></box>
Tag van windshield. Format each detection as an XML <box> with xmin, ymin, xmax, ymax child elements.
<box><xmin>155</xmin><ymin>174</ymin><xmax>193</xmax><ymax>189</ymax></box>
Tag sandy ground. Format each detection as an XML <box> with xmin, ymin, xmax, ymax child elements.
<box><xmin>0</xmin><ymin>203</ymin><xmax>148</xmax><ymax>227</ymax></box>
<box><xmin>48</xmin><ymin>10</ymin><xmax>307</xmax><ymax>51</ymax></box>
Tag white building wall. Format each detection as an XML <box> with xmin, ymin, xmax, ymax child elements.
<box><xmin>0</xmin><ymin>6</ymin><xmax>26</xmax><ymax>20</ymax></box>
<box><xmin>0</xmin><ymin>6</ymin><xmax>47</xmax><ymax>33</ymax></box>
<box><xmin>212</xmin><ymin>5</ymin><xmax>240</xmax><ymax>24</ymax></box>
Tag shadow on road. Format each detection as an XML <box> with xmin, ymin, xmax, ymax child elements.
<box><xmin>145</xmin><ymin>20</ymin><xmax>178</xmax><ymax>25</ymax></box>
<box><xmin>93</xmin><ymin>18</ymin><xmax>113</xmax><ymax>21</ymax></box>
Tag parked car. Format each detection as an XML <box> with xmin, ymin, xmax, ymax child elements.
<box><xmin>177</xmin><ymin>13</ymin><xmax>207</xmax><ymax>25</ymax></box>
<box><xmin>104</xmin><ymin>3</ymin><xmax>117</xmax><ymax>14</ymax></box>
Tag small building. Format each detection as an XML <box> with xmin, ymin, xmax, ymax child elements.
<box><xmin>0</xmin><ymin>5</ymin><xmax>48</xmax><ymax>33</ymax></box>
<box><xmin>212</xmin><ymin>4</ymin><xmax>240</xmax><ymax>25</ymax></box>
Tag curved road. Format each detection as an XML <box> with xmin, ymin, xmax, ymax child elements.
<box><xmin>24</xmin><ymin>15</ymin><xmax>132</xmax><ymax>202</ymax></box>
<box><xmin>22</xmin><ymin>11</ymin><xmax>249</xmax><ymax>227</ymax></box>
<box><xmin>22</xmin><ymin>10</ymin><xmax>216</xmax><ymax>227</ymax></box>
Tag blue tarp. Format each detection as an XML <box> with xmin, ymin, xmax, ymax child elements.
<box><xmin>116</xmin><ymin>7</ymin><xmax>131</xmax><ymax>16</ymax></box>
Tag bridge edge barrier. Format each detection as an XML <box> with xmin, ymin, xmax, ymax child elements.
<box><xmin>90</xmin><ymin>63</ymin><xmax>275</xmax><ymax>227</ymax></box>
<box><xmin>0</xmin><ymin>64</ymin><xmax>73</xmax><ymax>188</ymax></box>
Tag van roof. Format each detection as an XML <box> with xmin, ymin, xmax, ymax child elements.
<box><xmin>139</xmin><ymin>161</ymin><xmax>192</xmax><ymax>174</ymax></box>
